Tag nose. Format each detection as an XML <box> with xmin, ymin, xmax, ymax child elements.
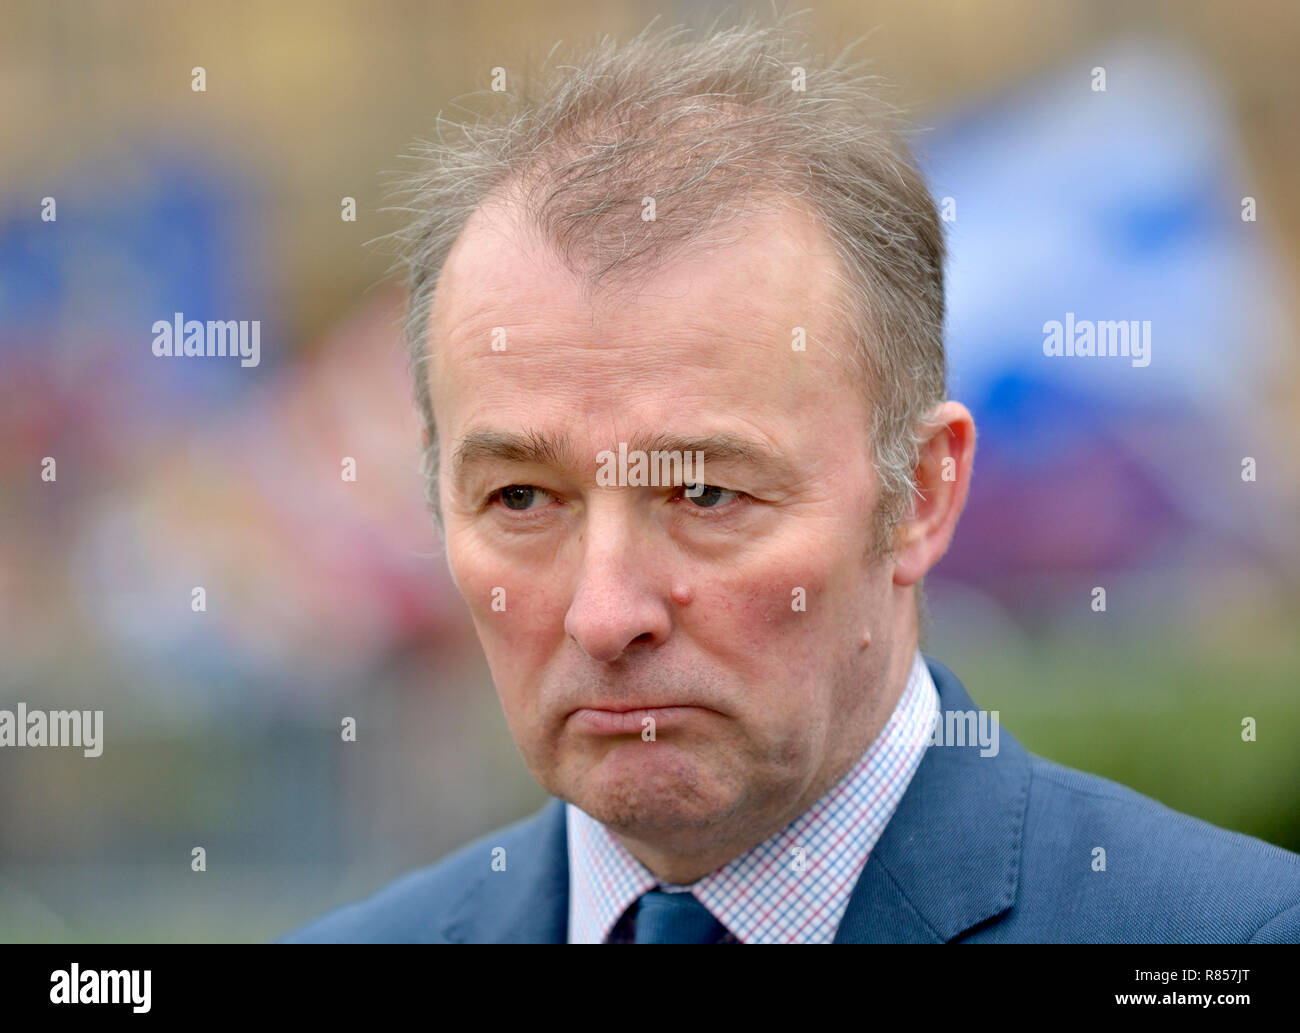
<box><xmin>564</xmin><ymin>517</ymin><xmax>673</xmax><ymax>663</ymax></box>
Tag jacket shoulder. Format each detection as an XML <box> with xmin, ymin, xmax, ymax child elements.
<box><xmin>999</xmin><ymin>753</ymin><xmax>1300</xmax><ymax>942</ymax></box>
<box><xmin>279</xmin><ymin>800</ymin><xmax>559</xmax><ymax>943</ymax></box>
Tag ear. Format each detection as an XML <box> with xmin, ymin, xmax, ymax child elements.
<box><xmin>891</xmin><ymin>401</ymin><xmax>976</xmax><ymax>587</ymax></box>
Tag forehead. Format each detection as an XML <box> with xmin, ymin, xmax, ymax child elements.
<box><xmin>428</xmin><ymin>194</ymin><xmax>854</xmax><ymax>374</ymax></box>
<box><xmin>421</xmin><ymin>195</ymin><xmax>875</xmax><ymax>483</ymax></box>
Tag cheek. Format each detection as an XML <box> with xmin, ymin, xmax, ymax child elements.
<box><xmin>445</xmin><ymin>534</ymin><xmax>567</xmax><ymax>691</ymax></box>
<box><xmin>693</xmin><ymin>546</ymin><xmax>838</xmax><ymax>686</ymax></box>
<box><xmin>444</xmin><ymin>531</ymin><xmax>500</xmax><ymax>623</ymax></box>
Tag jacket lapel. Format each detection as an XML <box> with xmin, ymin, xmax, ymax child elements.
<box><xmin>834</xmin><ymin>656</ymin><xmax>1030</xmax><ymax>942</ymax></box>
<box><xmin>440</xmin><ymin>796</ymin><xmax>570</xmax><ymax>943</ymax></box>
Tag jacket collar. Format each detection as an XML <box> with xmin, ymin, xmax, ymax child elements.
<box><xmin>833</xmin><ymin>656</ymin><xmax>1030</xmax><ymax>942</ymax></box>
<box><xmin>443</xmin><ymin>655</ymin><xmax>1028</xmax><ymax>943</ymax></box>
<box><xmin>440</xmin><ymin>795</ymin><xmax>570</xmax><ymax>943</ymax></box>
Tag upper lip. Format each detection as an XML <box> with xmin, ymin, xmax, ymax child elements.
<box><xmin>570</xmin><ymin>702</ymin><xmax>709</xmax><ymax>715</ymax></box>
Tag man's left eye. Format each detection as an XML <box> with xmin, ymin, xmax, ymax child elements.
<box><xmin>682</xmin><ymin>484</ymin><xmax>740</xmax><ymax>508</ymax></box>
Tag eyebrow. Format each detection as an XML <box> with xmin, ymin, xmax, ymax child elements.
<box><xmin>451</xmin><ymin>428</ymin><xmax>791</xmax><ymax>483</ymax></box>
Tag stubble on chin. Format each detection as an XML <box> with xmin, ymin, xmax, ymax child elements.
<box><xmin>563</xmin><ymin>746</ymin><xmax>734</xmax><ymax>835</ymax></box>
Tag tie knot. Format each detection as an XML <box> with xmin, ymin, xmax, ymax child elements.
<box><xmin>633</xmin><ymin>889</ymin><xmax>727</xmax><ymax>944</ymax></box>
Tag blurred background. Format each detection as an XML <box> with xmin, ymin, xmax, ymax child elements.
<box><xmin>2</xmin><ymin>0</ymin><xmax>1297</xmax><ymax>941</ymax></box>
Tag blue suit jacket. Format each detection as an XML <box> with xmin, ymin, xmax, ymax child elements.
<box><xmin>283</xmin><ymin>657</ymin><xmax>1300</xmax><ymax>943</ymax></box>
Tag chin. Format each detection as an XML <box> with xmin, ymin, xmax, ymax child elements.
<box><xmin>564</xmin><ymin>744</ymin><xmax>735</xmax><ymax>833</ymax></box>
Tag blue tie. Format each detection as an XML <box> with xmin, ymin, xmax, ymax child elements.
<box><xmin>633</xmin><ymin>889</ymin><xmax>727</xmax><ymax>944</ymax></box>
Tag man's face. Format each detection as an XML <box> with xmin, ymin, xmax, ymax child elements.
<box><xmin>428</xmin><ymin>199</ymin><xmax>901</xmax><ymax>858</ymax></box>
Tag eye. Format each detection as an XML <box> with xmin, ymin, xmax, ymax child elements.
<box><xmin>679</xmin><ymin>483</ymin><xmax>742</xmax><ymax>509</ymax></box>
<box><xmin>492</xmin><ymin>485</ymin><xmax>554</xmax><ymax>512</ymax></box>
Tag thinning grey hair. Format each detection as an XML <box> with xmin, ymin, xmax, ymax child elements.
<box><xmin>386</xmin><ymin>12</ymin><xmax>947</xmax><ymax>555</ymax></box>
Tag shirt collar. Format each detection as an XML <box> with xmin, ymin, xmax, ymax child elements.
<box><xmin>566</xmin><ymin>649</ymin><xmax>940</xmax><ymax>943</ymax></box>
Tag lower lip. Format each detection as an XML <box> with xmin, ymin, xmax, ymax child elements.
<box><xmin>568</xmin><ymin>706</ymin><xmax>711</xmax><ymax>735</ymax></box>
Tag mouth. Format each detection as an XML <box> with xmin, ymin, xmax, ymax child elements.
<box><xmin>567</xmin><ymin>705</ymin><xmax>715</xmax><ymax>736</ymax></box>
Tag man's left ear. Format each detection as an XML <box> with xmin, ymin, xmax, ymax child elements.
<box><xmin>891</xmin><ymin>401</ymin><xmax>976</xmax><ymax>587</ymax></box>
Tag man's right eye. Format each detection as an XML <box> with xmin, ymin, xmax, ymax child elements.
<box><xmin>494</xmin><ymin>485</ymin><xmax>551</xmax><ymax>511</ymax></box>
